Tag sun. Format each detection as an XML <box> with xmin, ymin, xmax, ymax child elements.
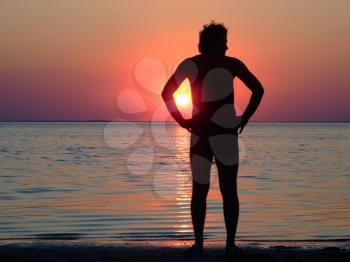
<box><xmin>174</xmin><ymin>79</ymin><xmax>192</xmax><ymax>108</ymax></box>
<box><xmin>175</xmin><ymin>93</ymin><xmax>190</xmax><ymax>106</ymax></box>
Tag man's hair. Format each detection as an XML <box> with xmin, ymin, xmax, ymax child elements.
<box><xmin>198</xmin><ymin>21</ymin><xmax>227</xmax><ymax>54</ymax></box>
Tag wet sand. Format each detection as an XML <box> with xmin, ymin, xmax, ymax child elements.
<box><xmin>0</xmin><ymin>239</ymin><xmax>349</xmax><ymax>262</ymax></box>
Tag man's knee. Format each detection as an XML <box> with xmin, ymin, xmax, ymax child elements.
<box><xmin>219</xmin><ymin>181</ymin><xmax>238</xmax><ymax>199</ymax></box>
<box><xmin>192</xmin><ymin>180</ymin><xmax>210</xmax><ymax>196</ymax></box>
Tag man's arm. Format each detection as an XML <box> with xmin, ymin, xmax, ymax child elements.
<box><xmin>234</xmin><ymin>59</ymin><xmax>264</xmax><ymax>133</ymax></box>
<box><xmin>161</xmin><ymin>75</ymin><xmax>191</xmax><ymax>131</ymax></box>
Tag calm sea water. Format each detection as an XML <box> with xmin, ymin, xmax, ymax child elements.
<box><xmin>0</xmin><ymin>122</ymin><xmax>349</xmax><ymax>242</ymax></box>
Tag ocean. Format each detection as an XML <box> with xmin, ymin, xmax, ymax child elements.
<box><xmin>0</xmin><ymin>122</ymin><xmax>349</xmax><ymax>242</ymax></box>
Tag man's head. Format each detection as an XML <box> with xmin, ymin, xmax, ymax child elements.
<box><xmin>198</xmin><ymin>21</ymin><xmax>228</xmax><ymax>56</ymax></box>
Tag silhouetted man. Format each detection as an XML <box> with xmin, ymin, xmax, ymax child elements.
<box><xmin>162</xmin><ymin>22</ymin><xmax>264</xmax><ymax>256</ymax></box>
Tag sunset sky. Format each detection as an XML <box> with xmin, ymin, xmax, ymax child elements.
<box><xmin>0</xmin><ymin>0</ymin><xmax>349</xmax><ymax>122</ymax></box>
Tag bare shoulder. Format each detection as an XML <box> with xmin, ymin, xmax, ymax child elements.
<box><xmin>174</xmin><ymin>55</ymin><xmax>201</xmax><ymax>82</ymax></box>
<box><xmin>225</xmin><ymin>56</ymin><xmax>246</xmax><ymax>68</ymax></box>
<box><xmin>176</xmin><ymin>55</ymin><xmax>200</xmax><ymax>65</ymax></box>
<box><xmin>188</xmin><ymin>54</ymin><xmax>202</xmax><ymax>61</ymax></box>
<box><xmin>223</xmin><ymin>56</ymin><xmax>249</xmax><ymax>76</ymax></box>
<box><xmin>176</xmin><ymin>55</ymin><xmax>200</xmax><ymax>69</ymax></box>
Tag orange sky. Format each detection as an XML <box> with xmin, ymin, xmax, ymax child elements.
<box><xmin>0</xmin><ymin>0</ymin><xmax>349</xmax><ymax>121</ymax></box>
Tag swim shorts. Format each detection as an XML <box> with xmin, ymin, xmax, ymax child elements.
<box><xmin>190</xmin><ymin>133</ymin><xmax>239</xmax><ymax>184</ymax></box>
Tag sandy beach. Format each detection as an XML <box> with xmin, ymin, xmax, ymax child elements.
<box><xmin>0</xmin><ymin>239</ymin><xmax>349</xmax><ymax>262</ymax></box>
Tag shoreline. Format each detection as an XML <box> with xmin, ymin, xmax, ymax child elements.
<box><xmin>1</xmin><ymin>239</ymin><xmax>349</xmax><ymax>262</ymax></box>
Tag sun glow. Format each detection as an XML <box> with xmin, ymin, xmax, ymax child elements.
<box><xmin>176</xmin><ymin>93</ymin><xmax>190</xmax><ymax>106</ymax></box>
<box><xmin>174</xmin><ymin>79</ymin><xmax>192</xmax><ymax>108</ymax></box>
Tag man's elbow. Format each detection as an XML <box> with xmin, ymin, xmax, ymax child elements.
<box><xmin>162</xmin><ymin>82</ymin><xmax>176</xmax><ymax>101</ymax></box>
<box><xmin>255</xmin><ymin>86</ymin><xmax>264</xmax><ymax>98</ymax></box>
<box><xmin>259</xmin><ymin>87</ymin><xmax>264</xmax><ymax>97</ymax></box>
<box><xmin>161</xmin><ymin>89</ymin><xmax>168</xmax><ymax>101</ymax></box>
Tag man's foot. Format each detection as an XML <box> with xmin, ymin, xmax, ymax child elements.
<box><xmin>225</xmin><ymin>244</ymin><xmax>244</xmax><ymax>257</ymax></box>
<box><xmin>185</xmin><ymin>243</ymin><xmax>204</xmax><ymax>256</ymax></box>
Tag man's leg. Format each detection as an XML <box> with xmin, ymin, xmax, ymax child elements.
<box><xmin>190</xmin><ymin>135</ymin><xmax>213</xmax><ymax>247</ymax></box>
<box><xmin>209</xmin><ymin>134</ymin><xmax>239</xmax><ymax>247</ymax></box>
<box><xmin>217</xmin><ymin>163</ymin><xmax>239</xmax><ymax>247</ymax></box>
<box><xmin>190</xmin><ymin>180</ymin><xmax>210</xmax><ymax>246</ymax></box>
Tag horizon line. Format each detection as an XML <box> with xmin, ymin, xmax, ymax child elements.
<box><xmin>0</xmin><ymin>120</ymin><xmax>349</xmax><ymax>124</ymax></box>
